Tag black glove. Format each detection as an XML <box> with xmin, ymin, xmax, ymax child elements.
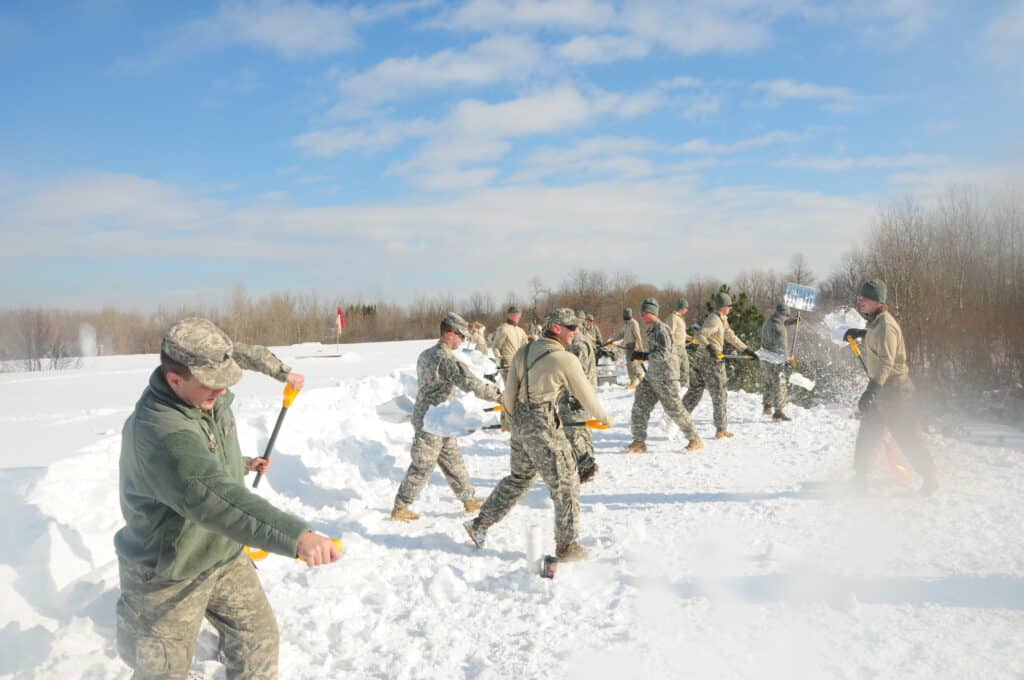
<box><xmin>858</xmin><ymin>380</ymin><xmax>881</xmax><ymax>414</ymax></box>
<box><xmin>843</xmin><ymin>328</ymin><xmax>866</xmax><ymax>342</ymax></box>
<box><xmin>631</xmin><ymin>350</ymin><xmax>649</xmax><ymax>361</ymax></box>
<box><xmin>706</xmin><ymin>346</ymin><xmax>722</xmax><ymax>362</ymax></box>
<box><xmin>785</xmin><ymin>317</ymin><xmax>799</xmax><ymax>326</ymax></box>
<box><xmin>743</xmin><ymin>348</ymin><xmax>758</xmax><ymax>359</ymax></box>
<box><xmin>484</xmin><ymin>372</ymin><xmax>498</xmax><ymax>383</ymax></box>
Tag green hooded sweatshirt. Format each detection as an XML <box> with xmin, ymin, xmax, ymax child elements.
<box><xmin>114</xmin><ymin>368</ymin><xmax>309</xmax><ymax>580</ymax></box>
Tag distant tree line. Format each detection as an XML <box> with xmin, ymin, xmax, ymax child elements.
<box><xmin>2</xmin><ymin>185</ymin><xmax>1021</xmax><ymax>418</ymax></box>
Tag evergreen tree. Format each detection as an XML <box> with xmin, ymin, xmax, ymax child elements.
<box><xmin>701</xmin><ymin>284</ymin><xmax>764</xmax><ymax>393</ymax></box>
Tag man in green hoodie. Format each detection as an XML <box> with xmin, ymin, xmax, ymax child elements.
<box><xmin>115</xmin><ymin>317</ymin><xmax>340</xmax><ymax>679</ymax></box>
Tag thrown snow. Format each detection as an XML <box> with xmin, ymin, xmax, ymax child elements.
<box><xmin>1</xmin><ymin>339</ymin><xmax>1022</xmax><ymax>679</ymax></box>
<box><xmin>825</xmin><ymin>307</ymin><xmax>867</xmax><ymax>346</ymax></box>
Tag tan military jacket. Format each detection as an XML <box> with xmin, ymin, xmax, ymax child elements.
<box><xmin>695</xmin><ymin>311</ymin><xmax>748</xmax><ymax>354</ymax></box>
<box><xmin>864</xmin><ymin>310</ymin><xmax>909</xmax><ymax>385</ymax></box>
<box><xmin>492</xmin><ymin>320</ymin><xmax>528</xmax><ymax>367</ymax></box>
<box><xmin>669</xmin><ymin>312</ymin><xmax>689</xmax><ymax>353</ymax></box>
<box><xmin>610</xmin><ymin>319</ymin><xmax>646</xmax><ymax>350</ymax></box>
<box><xmin>503</xmin><ymin>337</ymin><xmax>610</xmax><ymax>424</ymax></box>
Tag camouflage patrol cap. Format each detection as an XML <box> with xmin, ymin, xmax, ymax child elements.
<box><xmin>775</xmin><ymin>303</ymin><xmax>792</xmax><ymax>316</ymax></box>
<box><xmin>714</xmin><ymin>292</ymin><xmax>733</xmax><ymax>308</ymax></box>
<box><xmin>676</xmin><ymin>298</ymin><xmax>689</xmax><ymax>310</ymax></box>
<box><xmin>575</xmin><ymin>309</ymin><xmax>586</xmax><ymax>319</ymax></box>
<box><xmin>585</xmin><ymin>313</ymin><xmax>595</xmax><ymax>321</ymax></box>
<box><xmin>161</xmin><ymin>317</ymin><xmax>242</xmax><ymax>389</ymax></box>
<box><xmin>442</xmin><ymin>311</ymin><xmax>470</xmax><ymax>336</ymax></box>
<box><xmin>545</xmin><ymin>308</ymin><xmax>581</xmax><ymax>329</ymax></box>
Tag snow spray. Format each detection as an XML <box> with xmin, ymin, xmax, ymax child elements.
<box><xmin>789</xmin><ymin>372</ymin><xmax>816</xmax><ymax>391</ymax></box>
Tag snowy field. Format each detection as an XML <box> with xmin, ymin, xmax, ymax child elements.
<box><xmin>1</xmin><ymin>339</ymin><xmax>1022</xmax><ymax>679</ymax></box>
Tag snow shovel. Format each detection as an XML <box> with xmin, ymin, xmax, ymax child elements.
<box><xmin>252</xmin><ymin>383</ymin><xmax>301</xmax><ymax>489</ymax></box>
<box><xmin>245</xmin><ymin>537</ymin><xmax>344</xmax><ymax>562</ymax></box>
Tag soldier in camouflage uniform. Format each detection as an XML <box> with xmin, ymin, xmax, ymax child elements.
<box><xmin>583</xmin><ymin>312</ymin><xmax>604</xmax><ymax>348</ymax></box>
<box><xmin>115</xmin><ymin>318</ymin><xmax>340</xmax><ymax>680</ymax></box>
<box><xmin>683</xmin><ymin>292</ymin><xmax>758</xmax><ymax>438</ymax></box>
<box><xmin>760</xmin><ymin>303</ymin><xmax>798</xmax><ymax>420</ymax></box>
<box><xmin>669</xmin><ymin>298</ymin><xmax>691</xmax><ymax>388</ymax></box>
<box><xmin>465</xmin><ymin>308</ymin><xmax>612</xmax><ymax>562</ymax></box>
<box><xmin>625</xmin><ymin>298</ymin><xmax>703</xmax><ymax>454</ymax></box>
<box><xmin>609</xmin><ymin>307</ymin><xmax>647</xmax><ymax>388</ymax></box>
<box><xmin>392</xmin><ymin>312</ymin><xmax>502</xmax><ymax>521</ymax></box>
<box><xmin>560</xmin><ymin>309</ymin><xmax>599</xmax><ymax>482</ymax></box>
<box><xmin>491</xmin><ymin>305</ymin><xmax>529</xmax><ymax>382</ymax></box>
<box><xmin>844</xmin><ymin>279</ymin><xmax>938</xmax><ymax>495</ymax></box>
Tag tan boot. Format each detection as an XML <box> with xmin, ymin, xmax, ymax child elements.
<box><xmin>625</xmin><ymin>440</ymin><xmax>647</xmax><ymax>453</ymax></box>
<box><xmin>390</xmin><ymin>505</ymin><xmax>419</xmax><ymax>522</ymax></box>
<box><xmin>463</xmin><ymin>497</ymin><xmax>484</xmax><ymax>513</ymax></box>
<box><xmin>685</xmin><ymin>438</ymin><xmax>704</xmax><ymax>452</ymax></box>
<box><xmin>772</xmin><ymin>410</ymin><xmax>791</xmax><ymax>421</ymax></box>
<box><xmin>714</xmin><ymin>430</ymin><xmax>734</xmax><ymax>439</ymax></box>
<box><xmin>762</xmin><ymin>404</ymin><xmax>773</xmax><ymax>416</ymax></box>
<box><xmin>555</xmin><ymin>542</ymin><xmax>589</xmax><ymax>562</ymax></box>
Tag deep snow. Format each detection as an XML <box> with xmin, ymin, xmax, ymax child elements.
<box><xmin>1</xmin><ymin>339</ymin><xmax>1022</xmax><ymax>679</ymax></box>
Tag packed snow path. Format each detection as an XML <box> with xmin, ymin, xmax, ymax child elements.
<box><xmin>1</xmin><ymin>340</ymin><xmax>1022</xmax><ymax>679</ymax></box>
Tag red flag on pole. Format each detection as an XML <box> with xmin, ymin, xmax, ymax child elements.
<box><xmin>337</xmin><ymin>307</ymin><xmax>346</xmax><ymax>330</ymax></box>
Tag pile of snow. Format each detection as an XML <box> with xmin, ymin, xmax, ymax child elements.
<box><xmin>423</xmin><ymin>394</ymin><xmax>500</xmax><ymax>437</ymax></box>
<box><xmin>1</xmin><ymin>338</ymin><xmax>1022</xmax><ymax>678</ymax></box>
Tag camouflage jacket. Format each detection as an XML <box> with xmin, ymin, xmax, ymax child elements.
<box><xmin>695</xmin><ymin>311</ymin><xmax>748</xmax><ymax>354</ymax></box>
<box><xmin>583</xmin><ymin>323</ymin><xmax>604</xmax><ymax>347</ymax></box>
<box><xmin>115</xmin><ymin>359</ymin><xmax>309</xmax><ymax>581</ymax></box>
<box><xmin>413</xmin><ymin>341</ymin><xmax>501</xmax><ymax>429</ymax></box>
<box><xmin>642</xmin><ymin>319</ymin><xmax>679</xmax><ymax>382</ymax></box>
<box><xmin>759</xmin><ymin>314</ymin><xmax>789</xmax><ymax>355</ymax></box>
<box><xmin>864</xmin><ymin>310</ymin><xmax>909</xmax><ymax>386</ymax></box>
<box><xmin>569</xmin><ymin>332</ymin><xmax>597</xmax><ymax>387</ymax></box>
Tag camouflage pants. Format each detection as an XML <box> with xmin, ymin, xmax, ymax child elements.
<box><xmin>116</xmin><ymin>551</ymin><xmax>277</xmax><ymax>680</ymax></box>
<box><xmin>677</xmin><ymin>347</ymin><xmax>690</xmax><ymax>387</ymax></box>
<box><xmin>395</xmin><ymin>430</ymin><xmax>474</xmax><ymax>507</ymax></box>
<box><xmin>854</xmin><ymin>382</ymin><xmax>936</xmax><ymax>480</ymax></box>
<box><xmin>478</xmin><ymin>405</ymin><xmax>580</xmax><ymax>547</ymax></box>
<box><xmin>682</xmin><ymin>353</ymin><xmax>729</xmax><ymax>431</ymax></box>
<box><xmin>761</xmin><ymin>361</ymin><xmax>787</xmax><ymax>410</ymax></box>
<box><xmin>559</xmin><ymin>397</ymin><xmax>595</xmax><ymax>474</ymax></box>
<box><xmin>631</xmin><ymin>377</ymin><xmax>699</xmax><ymax>441</ymax></box>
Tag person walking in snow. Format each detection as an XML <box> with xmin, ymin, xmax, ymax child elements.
<box><xmin>669</xmin><ymin>298</ymin><xmax>692</xmax><ymax>387</ymax></box>
<box><xmin>491</xmin><ymin>305</ymin><xmax>529</xmax><ymax>382</ymax></box>
<box><xmin>391</xmin><ymin>312</ymin><xmax>502</xmax><ymax>521</ymax></box>
<box><xmin>760</xmin><ymin>303</ymin><xmax>799</xmax><ymax>421</ymax></box>
<box><xmin>465</xmin><ymin>308</ymin><xmax>612</xmax><ymax>562</ymax></box>
<box><xmin>114</xmin><ymin>317</ymin><xmax>340</xmax><ymax>679</ymax></box>
<box><xmin>843</xmin><ymin>279</ymin><xmax>938</xmax><ymax>495</ymax></box>
<box><xmin>609</xmin><ymin>307</ymin><xmax>647</xmax><ymax>389</ymax></box>
<box><xmin>561</xmin><ymin>309</ymin><xmax>599</xmax><ymax>482</ymax></box>
<box><xmin>683</xmin><ymin>292</ymin><xmax>758</xmax><ymax>438</ymax></box>
<box><xmin>625</xmin><ymin>298</ymin><xmax>703</xmax><ymax>454</ymax></box>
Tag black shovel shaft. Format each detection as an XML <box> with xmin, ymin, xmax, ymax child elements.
<box><xmin>253</xmin><ymin>406</ymin><xmax>288</xmax><ymax>488</ymax></box>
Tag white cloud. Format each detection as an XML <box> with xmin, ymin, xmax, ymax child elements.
<box><xmin>677</xmin><ymin>130</ymin><xmax>806</xmax><ymax>154</ymax></box>
<box><xmin>680</xmin><ymin>94</ymin><xmax>721</xmax><ymax>119</ymax></box>
<box><xmin>293</xmin><ymin>119</ymin><xmax>434</xmax><ymax>157</ymax></box>
<box><xmin>115</xmin><ymin>0</ymin><xmax>357</xmax><ymax>72</ymax></box>
<box><xmin>847</xmin><ymin>0</ymin><xmax>944</xmax><ymax>44</ymax></box>
<box><xmin>982</xmin><ymin>0</ymin><xmax>1024</xmax><ymax>65</ymax></box>
<box><xmin>339</xmin><ymin>35</ymin><xmax>544</xmax><ymax>104</ymax></box>
<box><xmin>444</xmin><ymin>0</ymin><xmax>616</xmax><ymax>31</ymax></box>
<box><xmin>775</xmin><ymin>153</ymin><xmax>950</xmax><ymax>171</ymax></box>
<box><xmin>349</xmin><ymin>0</ymin><xmax>441</xmax><ymax>24</ymax></box>
<box><xmin>754</xmin><ymin>79</ymin><xmax>863</xmax><ymax>113</ymax></box>
<box><xmin>555</xmin><ymin>34</ymin><xmax>650</xmax><ymax>64</ymax></box>
<box><xmin>511</xmin><ymin>136</ymin><xmax>659</xmax><ymax>182</ymax></box>
<box><xmin>621</xmin><ymin>1</ymin><xmax>770</xmax><ymax>55</ymax></box>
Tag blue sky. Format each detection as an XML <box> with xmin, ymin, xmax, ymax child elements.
<box><xmin>1</xmin><ymin>0</ymin><xmax>1022</xmax><ymax>310</ymax></box>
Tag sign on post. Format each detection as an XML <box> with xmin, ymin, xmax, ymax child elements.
<box><xmin>784</xmin><ymin>283</ymin><xmax>818</xmax><ymax>312</ymax></box>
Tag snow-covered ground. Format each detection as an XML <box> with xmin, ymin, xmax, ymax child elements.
<box><xmin>1</xmin><ymin>340</ymin><xmax>1022</xmax><ymax>679</ymax></box>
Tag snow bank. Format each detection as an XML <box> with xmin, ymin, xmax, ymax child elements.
<box><xmin>1</xmin><ymin>339</ymin><xmax>1022</xmax><ymax>679</ymax></box>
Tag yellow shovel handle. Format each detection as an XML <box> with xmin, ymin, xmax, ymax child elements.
<box><xmin>282</xmin><ymin>383</ymin><xmax>301</xmax><ymax>408</ymax></box>
<box><xmin>245</xmin><ymin>537</ymin><xmax>343</xmax><ymax>562</ymax></box>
